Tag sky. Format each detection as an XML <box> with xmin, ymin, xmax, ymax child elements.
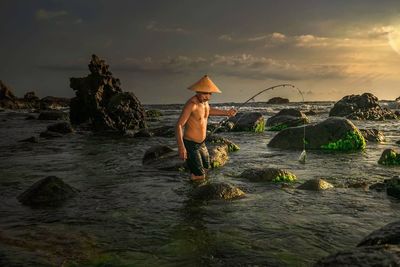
<box><xmin>1</xmin><ymin>0</ymin><xmax>400</xmax><ymax>104</ymax></box>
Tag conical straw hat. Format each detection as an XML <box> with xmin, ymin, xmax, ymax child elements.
<box><xmin>187</xmin><ymin>75</ymin><xmax>222</xmax><ymax>93</ymax></box>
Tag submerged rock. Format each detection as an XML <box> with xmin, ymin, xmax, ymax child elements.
<box><xmin>47</xmin><ymin>122</ymin><xmax>74</xmax><ymax>134</ymax></box>
<box><xmin>378</xmin><ymin>149</ymin><xmax>400</xmax><ymax>166</ymax></box>
<box><xmin>360</xmin><ymin>129</ymin><xmax>385</xmax><ymax>143</ymax></box>
<box><xmin>268</xmin><ymin>117</ymin><xmax>366</xmax><ymax>151</ymax></box>
<box><xmin>145</xmin><ymin>109</ymin><xmax>163</xmax><ymax>120</ymax></box>
<box><xmin>266</xmin><ymin>108</ymin><xmax>309</xmax><ymax>131</ymax></box>
<box><xmin>358</xmin><ymin>220</ymin><xmax>400</xmax><ymax>247</ymax></box>
<box><xmin>142</xmin><ymin>145</ymin><xmax>175</xmax><ymax>165</ymax></box>
<box><xmin>38</xmin><ymin>111</ymin><xmax>69</xmax><ymax>121</ymax></box>
<box><xmin>133</xmin><ymin>128</ymin><xmax>154</xmax><ymax>138</ymax></box>
<box><xmin>226</xmin><ymin>112</ymin><xmax>265</xmax><ymax>133</ymax></box>
<box><xmin>329</xmin><ymin>93</ymin><xmax>398</xmax><ymax>120</ymax></box>
<box><xmin>385</xmin><ymin>176</ymin><xmax>400</xmax><ymax>199</ymax></box>
<box><xmin>240</xmin><ymin>167</ymin><xmax>297</xmax><ymax>183</ymax></box>
<box><xmin>69</xmin><ymin>54</ymin><xmax>146</xmax><ymax>133</ymax></box>
<box><xmin>18</xmin><ymin>136</ymin><xmax>39</xmax><ymax>143</ymax></box>
<box><xmin>297</xmin><ymin>178</ymin><xmax>334</xmax><ymax>191</ymax></box>
<box><xmin>151</xmin><ymin>125</ymin><xmax>175</xmax><ymax>137</ymax></box>
<box><xmin>17</xmin><ymin>176</ymin><xmax>78</xmax><ymax>206</ymax></box>
<box><xmin>314</xmin><ymin>245</ymin><xmax>400</xmax><ymax>267</ymax></box>
<box><xmin>191</xmin><ymin>182</ymin><xmax>245</xmax><ymax>200</ymax></box>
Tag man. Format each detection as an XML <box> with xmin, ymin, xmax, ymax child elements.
<box><xmin>176</xmin><ymin>75</ymin><xmax>237</xmax><ymax>181</ymax></box>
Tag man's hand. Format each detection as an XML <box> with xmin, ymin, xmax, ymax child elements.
<box><xmin>226</xmin><ymin>108</ymin><xmax>237</xmax><ymax>117</ymax></box>
<box><xmin>178</xmin><ymin>146</ymin><xmax>187</xmax><ymax>160</ymax></box>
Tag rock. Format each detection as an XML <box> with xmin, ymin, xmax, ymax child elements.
<box><xmin>134</xmin><ymin>128</ymin><xmax>154</xmax><ymax>137</ymax></box>
<box><xmin>329</xmin><ymin>93</ymin><xmax>398</xmax><ymax>120</ymax></box>
<box><xmin>369</xmin><ymin>182</ymin><xmax>386</xmax><ymax>192</ymax></box>
<box><xmin>268</xmin><ymin>117</ymin><xmax>366</xmax><ymax>151</ymax></box>
<box><xmin>38</xmin><ymin>111</ymin><xmax>69</xmax><ymax>121</ymax></box>
<box><xmin>191</xmin><ymin>182</ymin><xmax>245</xmax><ymax>200</ymax></box>
<box><xmin>40</xmin><ymin>96</ymin><xmax>70</xmax><ymax>110</ymax></box>
<box><xmin>17</xmin><ymin>176</ymin><xmax>78</xmax><ymax>206</ymax></box>
<box><xmin>206</xmin><ymin>135</ymin><xmax>240</xmax><ymax>153</ymax></box>
<box><xmin>266</xmin><ymin>97</ymin><xmax>289</xmax><ymax>104</ymax></box>
<box><xmin>21</xmin><ymin>91</ymin><xmax>41</xmax><ymax>109</ymax></box>
<box><xmin>314</xmin><ymin>245</ymin><xmax>400</xmax><ymax>267</ymax></box>
<box><xmin>47</xmin><ymin>122</ymin><xmax>74</xmax><ymax>134</ymax></box>
<box><xmin>142</xmin><ymin>145</ymin><xmax>175</xmax><ymax>165</ymax></box>
<box><xmin>378</xmin><ymin>149</ymin><xmax>400</xmax><ymax>166</ymax></box>
<box><xmin>145</xmin><ymin>109</ymin><xmax>163</xmax><ymax>118</ymax></box>
<box><xmin>360</xmin><ymin>129</ymin><xmax>385</xmax><ymax>143</ymax></box>
<box><xmin>40</xmin><ymin>130</ymin><xmax>64</xmax><ymax>138</ymax></box>
<box><xmin>0</xmin><ymin>80</ymin><xmax>19</xmax><ymax>109</ymax></box>
<box><xmin>297</xmin><ymin>178</ymin><xmax>334</xmax><ymax>191</ymax></box>
<box><xmin>69</xmin><ymin>54</ymin><xmax>146</xmax><ymax>133</ymax></box>
<box><xmin>18</xmin><ymin>136</ymin><xmax>39</xmax><ymax>143</ymax></box>
<box><xmin>385</xmin><ymin>176</ymin><xmax>400</xmax><ymax>199</ymax></box>
<box><xmin>240</xmin><ymin>167</ymin><xmax>297</xmax><ymax>183</ymax></box>
<box><xmin>358</xmin><ymin>220</ymin><xmax>400</xmax><ymax>247</ymax></box>
<box><xmin>226</xmin><ymin>112</ymin><xmax>265</xmax><ymax>132</ymax></box>
<box><xmin>151</xmin><ymin>125</ymin><xmax>175</xmax><ymax>137</ymax></box>
<box><xmin>266</xmin><ymin>108</ymin><xmax>309</xmax><ymax>131</ymax></box>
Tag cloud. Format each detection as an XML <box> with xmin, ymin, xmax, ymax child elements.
<box><xmin>146</xmin><ymin>21</ymin><xmax>189</xmax><ymax>34</ymax></box>
<box><xmin>35</xmin><ymin>9</ymin><xmax>68</xmax><ymax>20</ymax></box>
<box><xmin>218</xmin><ymin>34</ymin><xmax>233</xmax><ymax>41</ymax></box>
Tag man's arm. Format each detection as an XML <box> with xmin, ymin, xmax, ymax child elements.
<box><xmin>175</xmin><ymin>101</ymin><xmax>195</xmax><ymax>160</ymax></box>
<box><xmin>209</xmin><ymin>107</ymin><xmax>237</xmax><ymax>117</ymax></box>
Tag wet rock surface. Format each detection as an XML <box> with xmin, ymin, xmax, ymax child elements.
<box><xmin>360</xmin><ymin>128</ymin><xmax>385</xmax><ymax>143</ymax></box>
<box><xmin>378</xmin><ymin>149</ymin><xmax>400</xmax><ymax>166</ymax></box>
<box><xmin>266</xmin><ymin>108</ymin><xmax>309</xmax><ymax>131</ymax></box>
<box><xmin>329</xmin><ymin>93</ymin><xmax>398</xmax><ymax>120</ymax></box>
<box><xmin>358</xmin><ymin>220</ymin><xmax>400</xmax><ymax>247</ymax></box>
<box><xmin>17</xmin><ymin>176</ymin><xmax>78</xmax><ymax>206</ymax></box>
<box><xmin>191</xmin><ymin>182</ymin><xmax>245</xmax><ymax>200</ymax></box>
<box><xmin>297</xmin><ymin>178</ymin><xmax>334</xmax><ymax>191</ymax></box>
<box><xmin>240</xmin><ymin>167</ymin><xmax>297</xmax><ymax>183</ymax></box>
<box><xmin>69</xmin><ymin>54</ymin><xmax>146</xmax><ymax>133</ymax></box>
<box><xmin>225</xmin><ymin>112</ymin><xmax>265</xmax><ymax>132</ymax></box>
<box><xmin>268</xmin><ymin>117</ymin><xmax>365</xmax><ymax>151</ymax></box>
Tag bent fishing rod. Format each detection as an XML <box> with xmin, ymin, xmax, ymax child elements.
<box><xmin>210</xmin><ymin>83</ymin><xmax>307</xmax><ymax>163</ymax></box>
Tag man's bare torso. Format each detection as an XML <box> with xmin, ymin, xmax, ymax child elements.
<box><xmin>183</xmin><ymin>96</ymin><xmax>209</xmax><ymax>143</ymax></box>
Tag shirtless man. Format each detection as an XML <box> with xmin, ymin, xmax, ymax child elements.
<box><xmin>176</xmin><ymin>75</ymin><xmax>237</xmax><ymax>181</ymax></box>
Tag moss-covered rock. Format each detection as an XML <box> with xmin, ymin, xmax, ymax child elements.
<box><xmin>145</xmin><ymin>109</ymin><xmax>163</xmax><ymax>118</ymax></box>
<box><xmin>226</xmin><ymin>112</ymin><xmax>265</xmax><ymax>133</ymax></box>
<box><xmin>268</xmin><ymin>117</ymin><xmax>366</xmax><ymax>151</ymax></box>
<box><xmin>240</xmin><ymin>168</ymin><xmax>297</xmax><ymax>183</ymax></box>
<box><xmin>206</xmin><ymin>134</ymin><xmax>240</xmax><ymax>153</ymax></box>
<box><xmin>266</xmin><ymin>109</ymin><xmax>309</xmax><ymax>132</ymax></box>
<box><xmin>385</xmin><ymin>176</ymin><xmax>400</xmax><ymax>199</ymax></box>
<box><xmin>297</xmin><ymin>178</ymin><xmax>334</xmax><ymax>191</ymax></box>
<box><xmin>378</xmin><ymin>149</ymin><xmax>400</xmax><ymax>166</ymax></box>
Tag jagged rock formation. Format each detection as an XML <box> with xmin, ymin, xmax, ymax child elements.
<box><xmin>329</xmin><ymin>93</ymin><xmax>398</xmax><ymax>120</ymax></box>
<box><xmin>69</xmin><ymin>54</ymin><xmax>146</xmax><ymax>133</ymax></box>
<box><xmin>0</xmin><ymin>80</ymin><xmax>19</xmax><ymax>109</ymax></box>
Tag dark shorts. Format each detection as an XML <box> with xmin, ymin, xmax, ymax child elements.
<box><xmin>183</xmin><ymin>139</ymin><xmax>210</xmax><ymax>176</ymax></box>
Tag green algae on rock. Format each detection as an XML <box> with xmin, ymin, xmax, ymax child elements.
<box><xmin>320</xmin><ymin>131</ymin><xmax>366</xmax><ymax>151</ymax></box>
<box><xmin>378</xmin><ymin>149</ymin><xmax>400</xmax><ymax>166</ymax></box>
<box><xmin>240</xmin><ymin>167</ymin><xmax>297</xmax><ymax>183</ymax></box>
<box><xmin>268</xmin><ymin>123</ymin><xmax>288</xmax><ymax>131</ymax></box>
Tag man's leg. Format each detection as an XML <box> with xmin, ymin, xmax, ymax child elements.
<box><xmin>184</xmin><ymin>140</ymin><xmax>207</xmax><ymax>181</ymax></box>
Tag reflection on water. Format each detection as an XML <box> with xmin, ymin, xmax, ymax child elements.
<box><xmin>0</xmin><ymin>102</ymin><xmax>400</xmax><ymax>266</ymax></box>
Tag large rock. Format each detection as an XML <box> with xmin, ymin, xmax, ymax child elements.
<box><xmin>17</xmin><ymin>176</ymin><xmax>78</xmax><ymax>206</ymax></box>
<box><xmin>358</xmin><ymin>220</ymin><xmax>400</xmax><ymax>247</ymax></box>
<box><xmin>0</xmin><ymin>80</ymin><xmax>19</xmax><ymax>109</ymax></box>
<box><xmin>69</xmin><ymin>54</ymin><xmax>146</xmax><ymax>133</ymax></box>
<box><xmin>385</xmin><ymin>176</ymin><xmax>400</xmax><ymax>199</ymax></box>
<box><xmin>22</xmin><ymin>91</ymin><xmax>41</xmax><ymax>109</ymax></box>
<box><xmin>226</xmin><ymin>112</ymin><xmax>265</xmax><ymax>132</ymax></box>
<box><xmin>266</xmin><ymin>108</ymin><xmax>309</xmax><ymax>131</ymax></box>
<box><xmin>191</xmin><ymin>182</ymin><xmax>245</xmax><ymax>200</ymax></box>
<box><xmin>268</xmin><ymin>117</ymin><xmax>366</xmax><ymax>151</ymax></box>
<box><xmin>378</xmin><ymin>149</ymin><xmax>400</xmax><ymax>166</ymax></box>
<box><xmin>266</xmin><ymin>97</ymin><xmax>289</xmax><ymax>104</ymax></box>
<box><xmin>360</xmin><ymin>129</ymin><xmax>385</xmax><ymax>143</ymax></box>
<box><xmin>329</xmin><ymin>93</ymin><xmax>398</xmax><ymax>120</ymax></box>
<box><xmin>240</xmin><ymin>167</ymin><xmax>297</xmax><ymax>183</ymax></box>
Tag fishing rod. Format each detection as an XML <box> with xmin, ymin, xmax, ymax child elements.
<box><xmin>210</xmin><ymin>83</ymin><xmax>307</xmax><ymax>164</ymax></box>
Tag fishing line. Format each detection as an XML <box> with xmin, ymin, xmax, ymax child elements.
<box><xmin>210</xmin><ymin>83</ymin><xmax>307</xmax><ymax>164</ymax></box>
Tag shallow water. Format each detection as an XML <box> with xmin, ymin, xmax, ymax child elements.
<box><xmin>0</xmin><ymin>102</ymin><xmax>400</xmax><ymax>266</ymax></box>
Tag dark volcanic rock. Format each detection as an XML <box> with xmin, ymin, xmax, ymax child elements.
<box><xmin>266</xmin><ymin>97</ymin><xmax>289</xmax><ymax>104</ymax></box>
<box><xmin>69</xmin><ymin>54</ymin><xmax>146</xmax><ymax>133</ymax></box>
<box><xmin>17</xmin><ymin>176</ymin><xmax>78</xmax><ymax>206</ymax></box>
<box><xmin>358</xmin><ymin>220</ymin><xmax>400</xmax><ymax>247</ymax></box>
<box><xmin>191</xmin><ymin>182</ymin><xmax>245</xmax><ymax>200</ymax></box>
<box><xmin>266</xmin><ymin>108</ymin><xmax>309</xmax><ymax>131</ymax></box>
<box><xmin>38</xmin><ymin>111</ymin><xmax>69</xmax><ymax>121</ymax></box>
<box><xmin>268</xmin><ymin>117</ymin><xmax>366</xmax><ymax>151</ymax></box>
<box><xmin>329</xmin><ymin>93</ymin><xmax>398</xmax><ymax>120</ymax></box>
<box><xmin>226</xmin><ymin>112</ymin><xmax>265</xmax><ymax>132</ymax></box>
<box><xmin>0</xmin><ymin>80</ymin><xmax>19</xmax><ymax>109</ymax></box>
<box><xmin>385</xmin><ymin>176</ymin><xmax>400</xmax><ymax>199</ymax></box>
<box><xmin>314</xmin><ymin>245</ymin><xmax>400</xmax><ymax>267</ymax></box>
<box><xmin>40</xmin><ymin>96</ymin><xmax>70</xmax><ymax>110</ymax></box>
<box><xmin>360</xmin><ymin>129</ymin><xmax>385</xmax><ymax>143</ymax></box>
<box><xmin>47</xmin><ymin>122</ymin><xmax>74</xmax><ymax>134</ymax></box>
